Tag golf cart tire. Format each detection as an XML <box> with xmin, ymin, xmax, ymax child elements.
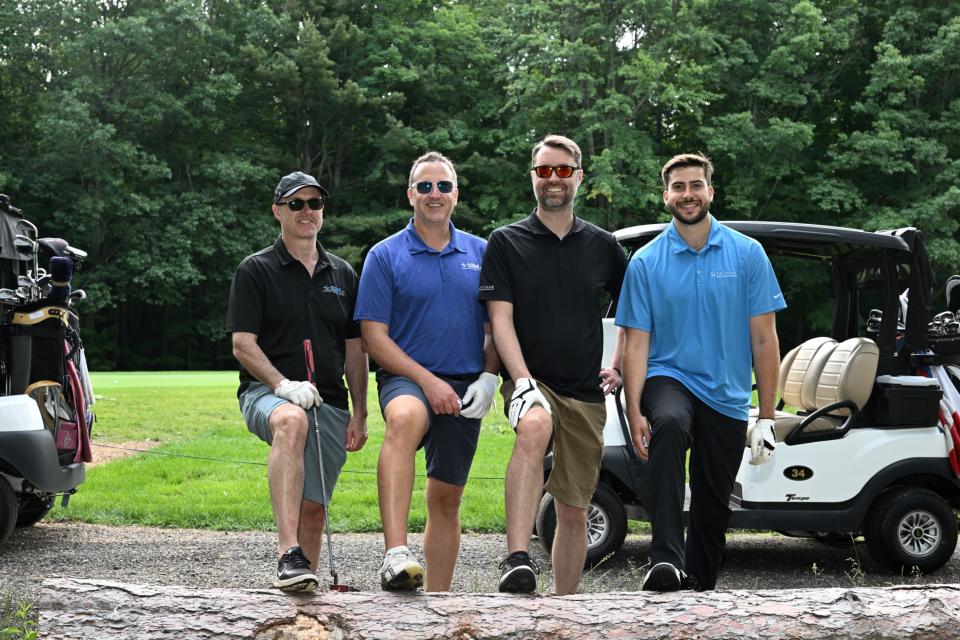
<box><xmin>536</xmin><ymin>482</ymin><xmax>627</xmax><ymax>567</ymax></box>
<box><xmin>0</xmin><ymin>477</ymin><xmax>16</xmax><ymax>545</ymax></box>
<box><xmin>865</xmin><ymin>488</ymin><xmax>958</xmax><ymax>574</ymax></box>
<box><xmin>16</xmin><ymin>495</ymin><xmax>52</xmax><ymax>528</ymax></box>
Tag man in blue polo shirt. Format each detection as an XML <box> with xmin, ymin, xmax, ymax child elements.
<box><xmin>355</xmin><ymin>151</ymin><xmax>500</xmax><ymax>592</ymax></box>
<box><xmin>617</xmin><ymin>153</ymin><xmax>785</xmax><ymax>592</ymax></box>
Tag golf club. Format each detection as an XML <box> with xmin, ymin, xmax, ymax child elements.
<box><xmin>302</xmin><ymin>338</ymin><xmax>353</xmax><ymax>592</ymax></box>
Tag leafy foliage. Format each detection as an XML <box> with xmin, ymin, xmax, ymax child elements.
<box><xmin>0</xmin><ymin>0</ymin><xmax>957</xmax><ymax>367</ymax></box>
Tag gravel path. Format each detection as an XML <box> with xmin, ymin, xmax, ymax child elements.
<box><xmin>3</xmin><ymin>522</ymin><xmax>959</xmax><ymax>602</ymax></box>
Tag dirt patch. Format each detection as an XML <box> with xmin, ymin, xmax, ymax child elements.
<box><xmin>88</xmin><ymin>440</ymin><xmax>160</xmax><ymax>467</ymax></box>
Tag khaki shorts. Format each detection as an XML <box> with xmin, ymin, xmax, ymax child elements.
<box><xmin>502</xmin><ymin>379</ymin><xmax>606</xmax><ymax>509</ymax></box>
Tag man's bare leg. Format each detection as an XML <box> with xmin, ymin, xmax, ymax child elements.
<box><xmin>552</xmin><ymin>499</ymin><xmax>587</xmax><ymax>595</ymax></box>
<box><xmin>423</xmin><ymin>477</ymin><xmax>465</xmax><ymax>591</ymax></box>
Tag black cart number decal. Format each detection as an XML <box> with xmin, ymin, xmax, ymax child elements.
<box><xmin>784</xmin><ymin>466</ymin><xmax>813</xmax><ymax>481</ymax></box>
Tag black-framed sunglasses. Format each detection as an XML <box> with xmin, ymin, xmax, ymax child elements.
<box><xmin>413</xmin><ymin>180</ymin><xmax>455</xmax><ymax>194</ymax></box>
<box><xmin>531</xmin><ymin>164</ymin><xmax>579</xmax><ymax>179</ymax></box>
<box><xmin>278</xmin><ymin>197</ymin><xmax>324</xmax><ymax>211</ymax></box>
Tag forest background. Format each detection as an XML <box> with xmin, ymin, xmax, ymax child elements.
<box><xmin>1</xmin><ymin>0</ymin><xmax>957</xmax><ymax>370</ymax></box>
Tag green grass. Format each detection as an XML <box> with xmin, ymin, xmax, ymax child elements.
<box><xmin>0</xmin><ymin>592</ymin><xmax>37</xmax><ymax>640</ymax></box>
<box><xmin>51</xmin><ymin>371</ymin><xmax>517</xmax><ymax>533</ymax></box>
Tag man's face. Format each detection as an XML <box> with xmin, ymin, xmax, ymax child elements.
<box><xmin>407</xmin><ymin>161</ymin><xmax>458</xmax><ymax>225</ymax></box>
<box><xmin>531</xmin><ymin>145</ymin><xmax>583</xmax><ymax>211</ymax></box>
<box><xmin>272</xmin><ymin>186</ymin><xmax>324</xmax><ymax>239</ymax></box>
<box><xmin>663</xmin><ymin>165</ymin><xmax>713</xmax><ymax>226</ymax></box>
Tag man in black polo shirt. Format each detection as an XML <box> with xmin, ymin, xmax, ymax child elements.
<box><xmin>226</xmin><ymin>171</ymin><xmax>368</xmax><ymax>592</ymax></box>
<box><xmin>479</xmin><ymin>134</ymin><xmax>628</xmax><ymax>595</ymax></box>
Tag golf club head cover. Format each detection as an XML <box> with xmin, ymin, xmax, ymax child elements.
<box><xmin>275</xmin><ymin>379</ymin><xmax>322</xmax><ymax>410</ymax></box>
<box><xmin>750</xmin><ymin>418</ymin><xmax>777</xmax><ymax>465</ymax></box>
<box><xmin>460</xmin><ymin>372</ymin><xmax>499</xmax><ymax>419</ymax></box>
<box><xmin>47</xmin><ymin>256</ymin><xmax>74</xmax><ymax>303</ymax></box>
<box><xmin>508</xmin><ymin>377</ymin><xmax>552</xmax><ymax>428</ymax></box>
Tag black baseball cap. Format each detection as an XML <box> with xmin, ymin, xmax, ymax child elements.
<box><xmin>274</xmin><ymin>171</ymin><xmax>330</xmax><ymax>203</ymax></box>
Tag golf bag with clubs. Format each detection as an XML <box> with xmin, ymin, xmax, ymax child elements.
<box><xmin>0</xmin><ymin>194</ymin><xmax>93</xmax><ymax>544</ymax></box>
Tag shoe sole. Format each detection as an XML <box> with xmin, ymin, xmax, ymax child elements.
<box><xmin>642</xmin><ymin>563</ymin><xmax>681</xmax><ymax>592</ymax></box>
<box><xmin>381</xmin><ymin>564</ymin><xmax>425</xmax><ymax>591</ymax></box>
<box><xmin>498</xmin><ymin>566</ymin><xmax>536</xmax><ymax>594</ymax></box>
<box><xmin>274</xmin><ymin>574</ymin><xmax>319</xmax><ymax>592</ymax></box>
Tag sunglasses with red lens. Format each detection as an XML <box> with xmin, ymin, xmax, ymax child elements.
<box><xmin>531</xmin><ymin>164</ymin><xmax>579</xmax><ymax>179</ymax></box>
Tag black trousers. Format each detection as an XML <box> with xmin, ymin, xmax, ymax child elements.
<box><xmin>642</xmin><ymin>376</ymin><xmax>746</xmax><ymax>590</ymax></box>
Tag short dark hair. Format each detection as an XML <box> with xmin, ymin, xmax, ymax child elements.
<box><xmin>661</xmin><ymin>153</ymin><xmax>714</xmax><ymax>189</ymax></box>
<box><xmin>531</xmin><ymin>134</ymin><xmax>582</xmax><ymax>168</ymax></box>
<box><xmin>409</xmin><ymin>151</ymin><xmax>458</xmax><ymax>186</ymax></box>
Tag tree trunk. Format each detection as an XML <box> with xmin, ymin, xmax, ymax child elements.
<box><xmin>39</xmin><ymin>578</ymin><xmax>960</xmax><ymax>639</ymax></box>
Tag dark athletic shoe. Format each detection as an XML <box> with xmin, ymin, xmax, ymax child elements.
<box><xmin>274</xmin><ymin>545</ymin><xmax>318</xmax><ymax>592</ymax></box>
<box><xmin>498</xmin><ymin>551</ymin><xmax>539</xmax><ymax>594</ymax></box>
<box><xmin>641</xmin><ymin>562</ymin><xmax>684</xmax><ymax>592</ymax></box>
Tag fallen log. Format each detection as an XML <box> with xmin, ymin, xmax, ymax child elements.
<box><xmin>40</xmin><ymin>578</ymin><xmax>960</xmax><ymax>639</ymax></box>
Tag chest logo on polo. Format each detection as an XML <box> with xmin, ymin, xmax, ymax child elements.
<box><xmin>710</xmin><ymin>270</ymin><xmax>738</xmax><ymax>279</ymax></box>
<box><xmin>460</xmin><ymin>261</ymin><xmax>481</xmax><ymax>272</ymax></box>
<box><xmin>322</xmin><ymin>284</ymin><xmax>346</xmax><ymax>296</ymax></box>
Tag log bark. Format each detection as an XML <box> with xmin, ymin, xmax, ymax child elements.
<box><xmin>40</xmin><ymin>578</ymin><xmax>960</xmax><ymax>639</ymax></box>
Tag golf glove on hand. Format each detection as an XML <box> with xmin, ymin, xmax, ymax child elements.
<box><xmin>460</xmin><ymin>372</ymin><xmax>499</xmax><ymax>419</ymax></box>
<box><xmin>749</xmin><ymin>418</ymin><xmax>776</xmax><ymax>465</ymax></box>
<box><xmin>508</xmin><ymin>377</ymin><xmax>552</xmax><ymax>428</ymax></box>
<box><xmin>275</xmin><ymin>379</ymin><xmax>322</xmax><ymax>410</ymax></box>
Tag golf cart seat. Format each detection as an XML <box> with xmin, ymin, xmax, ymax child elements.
<box><xmin>749</xmin><ymin>336</ymin><xmax>837</xmax><ymax>426</ymax></box>
<box><xmin>749</xmin><ymin>337</ymin><xmax>879</xmax><ymax>445</ymax></box>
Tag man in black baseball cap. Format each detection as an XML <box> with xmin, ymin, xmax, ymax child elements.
<box><xmin>227</xmin><ymin>170</ymin><xmax>367</xmax><ymax>591</ymax></box>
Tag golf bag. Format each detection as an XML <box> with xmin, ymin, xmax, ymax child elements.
<box><xmin>0</xmin><ymin>194</ymin><xmax>94</xmax><ymax>464</ymax></box>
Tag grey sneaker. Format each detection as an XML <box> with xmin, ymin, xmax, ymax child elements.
<box><xmin>379</xmin><ymin>545</ymin><xmax>424</xmax><ymax>590</ymax></box>
<box><xmin>641</xmin><ymin>562</ymin><xmax>685</xmax><ymax>592</ymax></box>
<box><xmin>274</xmin><ymin>546</ymin><xmax>318</xmax><ymax>592</ymax></box>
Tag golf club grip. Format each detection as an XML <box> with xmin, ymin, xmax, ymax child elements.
<box><xmin>302</xmin><ymin>339</ymin><xmax>315</xmax><ymax>384</ymax></box>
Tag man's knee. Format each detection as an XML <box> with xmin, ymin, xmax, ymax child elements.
<box><xmin>554</xmin><ymin>500</ymin><xmax>587</xmax><ymax>529</ymax></box>
<box><xmin>426</xmin><ymin>481</ymin><xmax>464</xmax><ymax>519</ymax></box>
<box><xmin>300</xmin><ymin>499</ymin><xmax>327</xmax><ymax>531</ymax></box>
<box><xmin>269</xmin><ymin>404</ymin><xmax>309</xmax><ymax>451</ymax></box>
<box><xmin>514</xmin><ymin>408</ymin><xmax>552</xmax><ymax>456</ymax></box>
<box><xmin>649</xmin><ymin>407</ymin><xmax>691</xmax><ymax>442</ymax></box>
<box><xmin>383</xmin><ymin>397</ymin><xmax>428</xmax><ymax>446</ymax></box>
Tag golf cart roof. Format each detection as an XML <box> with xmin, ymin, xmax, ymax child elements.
<box><xmin>614</xmin><ymin>221</ymin><xmax>915</xmax><ymax>261</ymax></box>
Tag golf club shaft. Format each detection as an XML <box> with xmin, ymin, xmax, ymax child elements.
<box><xmin>302</xmin><ymin>339</ymin><xmax>339</xmax><ymax>585</ymax></box>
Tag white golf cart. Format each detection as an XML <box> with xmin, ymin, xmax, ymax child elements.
<box><xmin>536</xmin><ymin>221</ymin><xmax>960</xmax><ymax>575</ymax></box>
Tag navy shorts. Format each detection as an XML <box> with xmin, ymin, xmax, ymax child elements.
<box><xmin>376</xmin><ymin>371</ymin><xmax>481</xmax><ymax>486</ymax></box>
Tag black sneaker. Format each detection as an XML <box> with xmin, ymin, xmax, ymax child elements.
<box><xmin>498</xmin><ymin>551</ymin><xmax>539</xmax><ymax>594</ymax></box>
<box><xmin>274</xmin><ymin>545</ymin><xmax>318</xmax><ymax>592</ymax></box>
<box><xmin>641</xmin><ymin>562</ymin><xmax>684</xmax><ymax>592</ymax></box>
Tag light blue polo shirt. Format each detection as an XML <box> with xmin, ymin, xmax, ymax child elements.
<box><xmin>354</xmin><ymin>219</ymin><xmax>487</xmax><ymax>376</ymax></box>
<box><xmin>615</xmin><ymin>216</ymin><xmax>786</xmax><ymax>420</ymax></box>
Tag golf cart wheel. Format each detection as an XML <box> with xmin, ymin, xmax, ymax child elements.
<box><xmin>0</xmin><ymin>477</ymin><xmax>16</xmax><ymax>545</ymax></box>
<box><xmin>16</xmin><ymin>495</ymin><xmax>52</xmax><ymax>528</ymax></box>
<box><xmin>535</xmin><ymin>482</ymin><xmax>627</xmax><ymax>567</ymax></box>
<box><xmin>865</xmin><ymin>488</ymin><xmax>958</xmax><ymax>574</ymax></box>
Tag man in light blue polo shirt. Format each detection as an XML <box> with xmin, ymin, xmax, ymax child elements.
<box><xmin>355</xmin><ymin>151</ymin><xmax>500</xmax><ymax>592</ymax></box>
<box><xmin>616</xmin><ymin>152</ymin><xmax>785</xmax><ymax>592</ymax></box>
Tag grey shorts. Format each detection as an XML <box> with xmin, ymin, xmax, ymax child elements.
<box><xmin>239</xmin><ymin>382</ymin><xmax>348</xmax><ymax>506</ymax></box>
<box><xmin>377</xmin><ymin>371</ymin><xmax>481</xmax><ymax>487</ymax></box>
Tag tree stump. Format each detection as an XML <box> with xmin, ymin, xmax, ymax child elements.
<box><xmin>40</xmin><ymin>578</ymin><xmax>960</xmax><ymax>639</ymax></box>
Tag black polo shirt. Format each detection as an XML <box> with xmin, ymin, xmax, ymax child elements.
<box><xmin>226</xmin><ymin>235</ymin><xmax>360</xmax><ymax>409</ymax></box>
<box><xmin>479</xmin><ymin>210</ymin><xmax>628</xmax><ymax>403</ymax></box>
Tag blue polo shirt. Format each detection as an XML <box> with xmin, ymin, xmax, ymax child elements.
<box><xmin>354</xmin><ymin>219</ymin><xmax>487</xmax><ymax>376</ymax></box>
<box><xmin>615</xmin><ymin>216</ymin><xmax>786</xmax><ymax>420</ymax></box>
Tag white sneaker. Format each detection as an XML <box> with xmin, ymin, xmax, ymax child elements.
<box><xmin>379</xmin><ymin>545</ymin><xmax>424</xmax><ymax>591</ymax></box>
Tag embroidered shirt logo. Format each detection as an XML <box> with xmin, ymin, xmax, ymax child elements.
<box><xmin>479</xmin><ymin>284</ymin><xmax>494</xmax><ymax>292</ymax></box>
<box><xmin>461</xmin><ymin>261</ymin><xmax>481</xmax><ymax>272</ymax></box>
<box><xmin>710</xmin><ymin>270</ymin><xmax>738</xmax><ymax>279</ymax></box>
<box><xmin>322</xmin><ymin>284</ymin><xmax>345</xmax><ymax>296</ymax></box>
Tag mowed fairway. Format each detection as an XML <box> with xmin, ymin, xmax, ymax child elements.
<box><xmin>51</xmin><ymin>372</ymin><xmax>517</xmax><ymax>532</ymax></box>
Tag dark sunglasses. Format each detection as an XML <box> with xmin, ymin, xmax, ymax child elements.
<box><xmin>531</xmin><ymin>164</ymin><xmax>579</xmax><ymax>179</ymax></box>
<box><xmin>413</xmin><ymin>180</ymin><xmax>455</xmax><ymax>194</ymax></box>
<box><xmin>278</xmin><ymin>197</ymin><xmax>323</xmax><ymax>211</ymax></box>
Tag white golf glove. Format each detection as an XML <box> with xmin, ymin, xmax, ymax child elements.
<box><xmin>750</xmin><ymin>418</ymin><xmax>776</xmax><ymax>465</ymax></box>
<box><xmin>508</xmin><ymin>377</ymin><xmax>552</xmax><ymax>428</ymax></box>
<box><xmin>460</xmin><ymin>372</ymin><xmax>499</xmax><ymax>419</ymax></box>
<box><xmin>274</xmin><ymin>379</ymin><xmax>322</xmax><ymax>410</ymax></box>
